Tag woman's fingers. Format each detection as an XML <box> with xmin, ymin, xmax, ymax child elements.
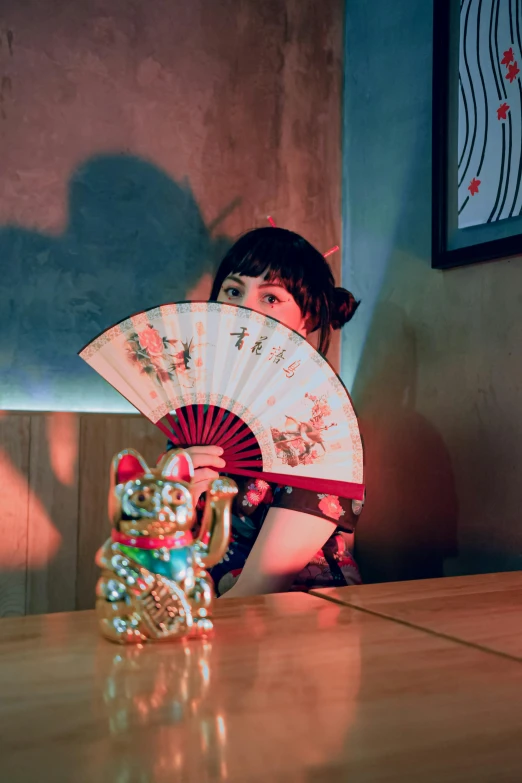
<box><xmin>186</xmin><ymin>447</ymin><xmax>225</xmax><ymax>471</ymax></box>
<box><xmin>186</xmin><ymin>445</ymin><xmax>223</xmax><ymax>457</ymax></box>
<box><xmin>193</xmin><ymin>467</ymin><xmax>220</xmax><ymax>484</ymax></box>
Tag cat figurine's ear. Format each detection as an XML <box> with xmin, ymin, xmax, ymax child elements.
<box><xmin>114</xmin><ymin>450</ymin><xmax>149</xmax><ymax>484</ymax></box>
<box><xmin>109</xmin><ymin>449</ymin><xmax>150</xmax><ymax>525</ymax></box>
<box><xmin>158</xmin><ymin>449</ymin><xmax>194</xmax><ymax>484</ymax></box>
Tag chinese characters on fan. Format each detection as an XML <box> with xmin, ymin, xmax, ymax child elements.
<box><xmin>229</xmin><ymin>330</ymin><xmax>301</xmax><ymax>378</ymax></box>
<box><xmin>230</xmin><ymin>327</ymin><xmax>249</xmax><ymax>349</ymax></box>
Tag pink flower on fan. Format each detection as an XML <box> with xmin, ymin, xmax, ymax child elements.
<box><xmin>138</xmin><ymin>326</ymin><xmax>164</xmax><ymax>356</ymax></box>
<box><xmin>267</xmin><ymin>396</ymin><xmax>276</xmax><ymax>406</ymax></box>
<box><xmin>195</xmin><ymin>357</ymin><xmax>203</xmax><ymax>368</ymax></box>
<box><xmin>318</xmin><ymin>494</ymin><xmax>344</xmax><ymax>521</ymax></box>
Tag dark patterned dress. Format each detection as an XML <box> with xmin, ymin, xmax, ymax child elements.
<box><xmin>166</xmin><ymin>439</ymin><xmax>363</xmax><ymax>596</ymax></box>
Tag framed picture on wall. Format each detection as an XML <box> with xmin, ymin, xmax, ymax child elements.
<box><xmin>433</xmin><ymin>0</ymin><xmax>522</xmax><ymax>269</ymax></box>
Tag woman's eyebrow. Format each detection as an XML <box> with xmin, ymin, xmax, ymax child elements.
<box><xmin>223</xmin><ymin>275</ymin><xmax>245</xmax><ymax>286</ymax></box>
<box><xmin>259</xmin><ymin>279</ymin><xmax>286</xmax><ymax>290</ymax></box>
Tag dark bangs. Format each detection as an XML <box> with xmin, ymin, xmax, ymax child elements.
<box><xmin>210</xmin><ymin>227</ymin><xmax>332</xmax><ymax>342</ymax></box>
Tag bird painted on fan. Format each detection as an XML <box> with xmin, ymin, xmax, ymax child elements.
<box><xmin>282</xmin><ymin>416</ymin><xmax>327</xmax><ymax>454</ymax></box>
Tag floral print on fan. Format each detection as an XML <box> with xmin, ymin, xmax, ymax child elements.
<box><xmin>126</xmin><ymin>325</ymin><xmax>198</xmax><ymax>386</ymax></box>
<box><xmin>317</xmin><ymin>494</ymin><xmax>345</xmax><ymax>521</ymax></box>
<box><xmin>137</xmin><ymin>326</ymin><xmax>164</xmax><ymax>356</ymax></box>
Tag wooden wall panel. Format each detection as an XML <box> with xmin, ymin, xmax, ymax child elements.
<box><xmin>1</xmin><ymin>411</ymin><xmax>166</xmax><ymax>616</ymax></box>
<box><xmin>26</xmin><ymin>413</ymin><xmax>80</xmax><ymax>615</ymax></box>
<box><xmin>76</xmin><ymin>415</ymin><xmax>166</xmax><ymax>610</ymax></box>
<box><xmin>0</xmin><ymin>414</ymin><xmax>31</xmax><ymax>617</ymax></box>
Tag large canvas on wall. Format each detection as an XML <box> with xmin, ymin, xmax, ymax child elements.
<box><xmin>433</xmin><ymin>0</ymin><xmax>522</xmax><ymax>267</ymax></box>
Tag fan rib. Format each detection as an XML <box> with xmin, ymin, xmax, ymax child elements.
<box><xmin>176</xmin><ymin>407</ymin><xmax>192</xmax><ymax>443</ymax></box>
<box><xmin>201</xmin><ymin>405</ymin><xmax>216</xmax><ymax>444</ymax></box>
<box><xmin>219</xmin><ymin>428</ymin><xmax>257</xmax><ymax>453</ymax></box>
<box><xmin>205</xmin><ymin>406</ymin><xmax>227</xmax><ymax>443</ymax></box>
<box><xmin>223</xmin><ymin>440</ymin><xmax>261</xmax><ymax>458</ymax></box>
<box><xmin>186</xmin><ymin>404</ymin><xmax>197</xmax><ymax>441</ymax></box>
<box><xmin>214</xmin><ymin>414</ymin><xmax>246</xmax><ymax>449</ymax></box>
<box><xmin>156</xmin><ymin>419</ymin><xmax>174</xmax><ymax>440</ymax></box>
<box><xmin>196</xmin><ymin>403</ymin><xmax>205</xmax><ymax>443</ymax></box>
<box><xmin>165</xmin><ymin>413</ymin><xmax>186</xmax><ymax>444</ymax></box>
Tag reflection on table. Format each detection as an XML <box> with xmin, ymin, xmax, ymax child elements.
<box><xmin>3</xmin><ymin>584</ymin><xmax>522</xmax><ymax>781</ymax></box>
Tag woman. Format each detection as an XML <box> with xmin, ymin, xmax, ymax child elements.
<box><xmin>166</xmin><ymin>226</ymin><xmax>362</xmax><ymax>598</ymax></box>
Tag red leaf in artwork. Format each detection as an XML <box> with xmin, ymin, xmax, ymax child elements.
<box><xmin>468</xmin><ymin>177</ymin><xmax>481</xmax><ymax>196</ymax></box>
<box><xmin>501</xmin><ymin>47</ymin><xmax>515</xmax><ymax>66</ymax></box>
<box><xmin>497</xmin><ymin>102</ymin><xmax>510</xmax><ymax>120</ymax></box>
<box><xmin>506</xmin><ymin>61</ymin><xmax>520</xmax><ymax>83</ymax></box>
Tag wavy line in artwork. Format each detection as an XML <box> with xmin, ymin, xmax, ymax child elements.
<box><xmin>458</xmin><ymin>75</ymin><xmax>470</xmax><ymax>169</ymax></box>
<box><xmin>487</xmin><ymin>122</ymin><xmax>506</xmax><ymax>221</ymax></box>
<box><xmin>489</xmin><ymin>0</ymin><xmax>511</xmax><ymax>221</ymax></box>
<box><xmin>509</xmin><ymin>0</ymin><xmax>515</xmax><ymax>44</ymax></box>
<box><xmin>509</xmin><ymin>79</ymin><xmax>522</xmax><ymax>217</ymax></box>
<box><xmin>508</xmin><ymin>0</ymin><xmax>522</xmax><ymax>217</ymax></box>
<box><xmin>518</xmin><ymin>0</ymin><xmax>522</xmax><ymax>69</ymax></box>
<box><xmin>458</xmin><ymin>0</ymin><xmax>479</xmax><ymax>189</ymax></box>
<box><xmin>474</xmin><ymin>0</ymin><xmax>489</xmax><ymax>179</ymax></box>
<box><xmin>496</xmin><ymin>110</ymin><xmax>513</xmax><ymax>220</ymax></box>
<box><xmin>486</xmin><ymin>0</ymin><xmax>508</xmax><ymax>222</ymax></box>
<box><xmin>489</xmin><ymin>0</ymin><xmax>503</xmax><ymax>101</ymax></box>
<box><xmin>494</xmin><ymin>0</ymin><xmax>507</xmax><ymax>99</ymax></box>
<box><xmin>458</xmin><ymin>194</ymin><xmax>470</xmax><ymax>215</ymax></box>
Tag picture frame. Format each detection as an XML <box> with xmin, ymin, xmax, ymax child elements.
<box><xmin>432</xmin><ymin>0</ymin><xmax>522</xmax><ymax>269</ymax></box>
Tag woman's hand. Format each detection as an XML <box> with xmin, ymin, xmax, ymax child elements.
<box><xmin>185</xmin><ymin>445</ymin><xmax>226</xmax><ymax>505</ymax></box>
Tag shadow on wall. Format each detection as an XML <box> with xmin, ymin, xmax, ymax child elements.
<box><xmin>0</xmin><ymin>153</ymin><xmax>232</xmax><ymax>411</ymax></box>
<box><xmin>0</xmin><ymin>154</ymin><xmax>235</xmax><ymax>615</ymax></box>
<box><xmin>353</xmin><ymin>301</ymin><xmax>459</xmax><ymax>583</ymax></box>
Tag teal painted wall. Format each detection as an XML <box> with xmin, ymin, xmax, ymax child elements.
<box><xmin>342</xmin><ymin>0</ymin><xmax>522</xmax><ymax>581</ymax></box>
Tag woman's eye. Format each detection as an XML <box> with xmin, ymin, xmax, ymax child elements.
<box><xmin>263</xmin><ymin>293</ymin><xmax>280</xmax><ymax>305</ymax></box>
<box><xmin>223</xmin><ymin>286</ymin><xmax>242</xmax><ymax>298</ymax></box>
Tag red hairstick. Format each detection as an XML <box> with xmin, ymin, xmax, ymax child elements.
<box><xmin>323</xmin><ymin>245</ymin><xmax>340</xmax><ymax>258</ymax></box>
<box><xmin>267</xmin><ymin>215</ymin><xmax>277</xmax><ymax>227</ymax></box>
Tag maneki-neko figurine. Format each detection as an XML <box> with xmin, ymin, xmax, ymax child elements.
<box><xmin>95</xmin><ymin>447</ymin><xmax>237</xmax><ymax>644</ymax></box>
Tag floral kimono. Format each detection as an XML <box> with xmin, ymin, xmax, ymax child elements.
<box><xmin>207</xmin><ymin>477</ymin><xmax>362</xmax><ymax>596</ymax></box>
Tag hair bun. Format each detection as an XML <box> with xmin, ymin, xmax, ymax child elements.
<box><xmin>331</xmin><ymin>287</ymin><xmax>360</xmax><ymax>330</ymax></box>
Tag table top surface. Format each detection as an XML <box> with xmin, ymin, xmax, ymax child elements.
<box><xmin>2</xmin><ymin>585</ymin><xmax>522</xmax><ymax>783</ymax></box>
<box><xmin>312</xmin><ymin>571</ymin><xmax>522</xmax><ymax>661</ymax></box>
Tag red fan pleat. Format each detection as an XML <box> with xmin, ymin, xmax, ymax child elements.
<box><xmin>156</xmin><ymin>404</ymin><xmax>364</xmax><ymax>501</ymax></box>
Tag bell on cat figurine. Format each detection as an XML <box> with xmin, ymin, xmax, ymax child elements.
<box><xmin>95</xmin><ymin>447</ymin><xmax>237</xmax><ymax>644</ymax></box>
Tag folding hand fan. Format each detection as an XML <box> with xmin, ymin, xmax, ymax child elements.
<box><xmin>79</xmin><ymin>302</ymin><xmax>364</xmax><ymax>501</ymax></box>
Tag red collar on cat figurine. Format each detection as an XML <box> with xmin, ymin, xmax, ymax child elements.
<box><xmin>111</xmin><ymin>529</ymin><xmax>193</xmax><ymax>550</ymax></box>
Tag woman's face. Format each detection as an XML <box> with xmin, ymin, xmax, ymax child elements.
<box><xmin>216</xmin><ymin>274</ymin><xmax>307</xmax><ymax>336</ymax></box>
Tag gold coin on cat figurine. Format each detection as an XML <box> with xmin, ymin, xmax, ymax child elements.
<box><xmin>95</xmin><ymin>447</ymin><xmax>237</xmax><ymax>644</ymax></box>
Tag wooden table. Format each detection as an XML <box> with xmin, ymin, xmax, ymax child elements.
<box><xmin>2</xmin><ymin>589</ymin><xmax>522</xmax><ymax>782</ymax></box>
<box><xmin>312</xmin><ymin>571</ymin><xmax>522</xmax><ymax>662</ymax></box>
